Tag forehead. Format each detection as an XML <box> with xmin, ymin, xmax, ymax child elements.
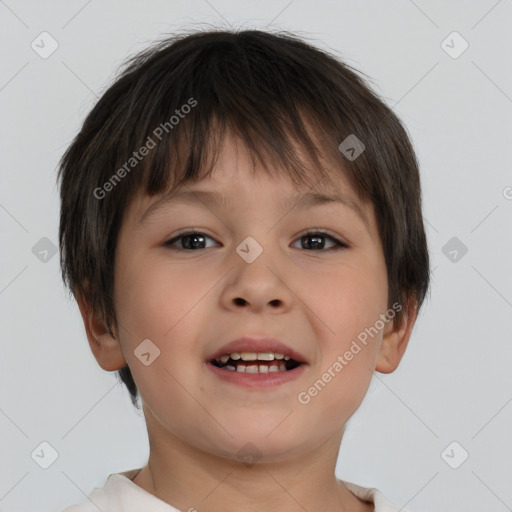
<box><xmin>129</xmin><ymin>135</ymin><xmax>372</xmax><ymax>235</ymax></box>
<box><xmin>125</xmin><ymin>126</ymin><xmax>376</xmax><ymax>230</ymax></box>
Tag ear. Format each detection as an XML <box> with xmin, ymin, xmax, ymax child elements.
<box><xmin>75</xmin><ymin>291</ymin><xmax>127</xmax><ymax>372</ymax></box>
<box><xmin>375</xmin><ymin>299</ymin><xmax>419</xmax><ymax>374</ymax></box>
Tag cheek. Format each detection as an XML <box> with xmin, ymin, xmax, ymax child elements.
<box><xmin>115</xmin><ymin>252</ymin><xmax>213</xmax><ymax>338</ymax></box>
<box><xmin>298</xmin><ymin>260</ymin><xmax>387</xmax><ymax>414</ymax></box>
<box><xmin>113</xmin><ymin>252</ymin><xmax>220</xmax><ymax>392</ymax></box>
<box><xmin>305</xmin><ymin>257</ymin><xmax>388</xmax><ymax>341</ymax></box>
<box><xmin>113</xmin><ymin>254</ymin><xmax>212</xmax><ymax>409</ymax></box>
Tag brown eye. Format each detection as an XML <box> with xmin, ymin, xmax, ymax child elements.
<box><xmin>165</xmin><ymin>231</ymin><xmax>218</xmax><ymax>251</ymax></box>
<box><xmin>293</xmin><ymin>232</ymin><xmax>347</xmax><ymax>251</ymax></box>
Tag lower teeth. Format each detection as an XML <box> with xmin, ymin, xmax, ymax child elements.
<box><xmin>223</xmin><ymin>362</ymin><xmax>287</xmax><ymax>373</ymax></box>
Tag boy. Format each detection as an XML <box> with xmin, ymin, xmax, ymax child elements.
<box><xmin>58</xmin><ymin>28</ymin><xmax>430</xmax><ymax>512</ymax></box>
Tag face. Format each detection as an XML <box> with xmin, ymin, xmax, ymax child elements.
<box><xmin>112</xmin><ymin>134</ymin><xmax>391</xmax><ymax>463</ymax></box>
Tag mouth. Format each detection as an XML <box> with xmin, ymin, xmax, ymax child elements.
<box><xmin>210</xmin><ymin>351</ymin><xmax>303</xmax><ymax>373</ymax></box>
<box><xmin>205</xmin><ymin>337</ymin><xmax>309</xmax><ymax>387</ymax></box>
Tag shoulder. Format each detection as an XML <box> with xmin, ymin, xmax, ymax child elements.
<box><xmin>340</xmin><ymin>479</ymin><xmax>417</xmax><ymax>512</ymax></box>
<box><xmin>58</xmin><ymin>468</ymin><xmax>179</xmax><ymax>512</ymax></box>
<box><xmin>59</xmin><ymin>503</ymin><xmax>97</xmax><ymax>512</ymax></box>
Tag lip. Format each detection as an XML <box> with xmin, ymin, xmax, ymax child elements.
<box><xmin>205</xmin><ymin>360</ymin><xmax>308</xmax><ymax>389</ymax></box>
<box><xmin>205</xmin><ymin>337</ymin><xmax>308</xmax><ymax>365</ymax></box>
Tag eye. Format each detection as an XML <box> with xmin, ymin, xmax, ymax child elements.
<box><xmin>165</xmin><ymin>231</ymin><xmax>218</xmax><ymax>251</ymax></box>
<box><xmin>165</xmin><ymin>230</ymin><xmax>347</xmax><ymax>252</ymax></box>
<box><xmin>292</xmin><ymin>231</ymin><xmax>348</xmax><ymax>251</ymax></box>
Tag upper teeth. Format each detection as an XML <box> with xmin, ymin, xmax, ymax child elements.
<box><xmin>218</xmin><ymin>352</ymin><xmax>291</xmax><ymax>363</ymax></box>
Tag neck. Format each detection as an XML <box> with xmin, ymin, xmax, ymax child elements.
<box><xmin>131</xmin><ymin>408</ymin><xmax>372</xmax><ymax>512</ymax></box>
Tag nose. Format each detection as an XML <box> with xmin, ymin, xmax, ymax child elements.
<box><xmin>220</xmin><ymin>253</ymin><xmax>294</xmax><ymax>314</ymax></box>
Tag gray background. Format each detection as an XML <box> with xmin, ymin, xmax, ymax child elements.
<box><xmin>1</xmin><ymin>1</ymin><xmax>511</xmax><ymax>511</ymax></box>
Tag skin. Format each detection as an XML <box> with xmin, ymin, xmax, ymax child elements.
<box><xmin>77</xmin><ymin>134</ymin><xmax>418</xmax><ymax>512</ymax></box>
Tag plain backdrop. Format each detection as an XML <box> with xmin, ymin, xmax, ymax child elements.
<box><xmin>1</xmin><ymin>1</ymin><xmax>511</xmax><ymax>511</ymax></box>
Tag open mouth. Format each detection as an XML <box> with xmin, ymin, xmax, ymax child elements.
<box><xmin>210</xmin><ymin>352</ymin><xmax>303</xmax><ymax>373</ymax></box>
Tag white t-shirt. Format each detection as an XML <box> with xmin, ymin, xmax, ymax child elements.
<box><xmin>60</xmin><ymin>468</ymin><xmax>412</xmax><ymax>512</ymax></box>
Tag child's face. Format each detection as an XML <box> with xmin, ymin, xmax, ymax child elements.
<box><xmin>112</xmin><ymin>134</ymin><xmax>395</xmax><ymax>462</ymax></box>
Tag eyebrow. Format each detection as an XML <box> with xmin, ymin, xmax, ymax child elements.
<box><xmin>139</xmin><ymin>189</ymin><xmax>370</xmax><ymax>231</ymax></box>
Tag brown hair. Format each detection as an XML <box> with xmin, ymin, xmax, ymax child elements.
<box><xmin>58</xmin><ymin>28</ymin><xmax>430</xmax><ymax>408</ymax></box>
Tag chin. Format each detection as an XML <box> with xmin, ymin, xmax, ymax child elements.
<box><xmin>196</xmin><ymin>424</ymin><xmax>316</xmax><ymax>465</ymax></box>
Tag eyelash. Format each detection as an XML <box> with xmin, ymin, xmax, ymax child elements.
<box><xmin>164</xmin><ymin>230</ymin><xmax>348</xmax><ymax>252</ymax></box>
